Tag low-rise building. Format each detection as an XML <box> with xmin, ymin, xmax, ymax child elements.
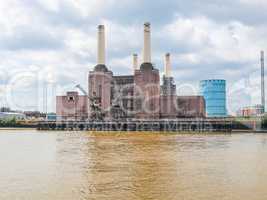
<box><xmin>237</xmin><ymin>105</ymin><xmax>264</xmax><ymax>117</ymax></box>
<box><xmin>56</xmin><ymin>91</ymin><xmax>88</xmax><ymax>120</ymax></box>
<box><xmin>177</xmin><ymin>96</ymin><xmax>206</xmax><ymax>118</ymax></box>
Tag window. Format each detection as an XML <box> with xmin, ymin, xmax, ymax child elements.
<box><xmin>68</xmin><ymin>96</ymin><xmax>75</xmax><ymax>102</ymax></box>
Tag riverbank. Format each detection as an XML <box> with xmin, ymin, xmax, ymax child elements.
<box><xmin>0</xmin><ymin>127</ymin><xmax>36</xmax><ymax>131</ymax></box>
<box><xmin>231</xmin><ymin>129</ymin><xmax>267</xmax><ymax>133</ymax></box>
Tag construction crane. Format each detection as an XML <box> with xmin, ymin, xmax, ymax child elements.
<box><xmin>75</xmin><ymin>84</ymin><xmax>87</xmax><ymax>95</ymax></box>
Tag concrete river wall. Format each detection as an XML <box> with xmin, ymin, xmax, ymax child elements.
<box><xmin>37</xmin><ymin>119</ymin><xmax>233</xmax><ymax>132</ymax></box>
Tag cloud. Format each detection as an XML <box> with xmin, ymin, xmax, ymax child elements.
<box><xmin>163</xmin><ymin>16</ymin><xmax>266</xmax><ymax>63</ymax></box>
<box><xmin>0</xmin><ymin>27</ymin><xmax>65</xmax><ymax>51</ymax></box>
<box><xmin>239</xmin><ymin>0</ymin><xmax>267</xmax><ymax>7</ymax></box>
<box><xmin>109</xmin><ymin>55</ymin><xmax>134</xmax><ymax>75</ymax></box>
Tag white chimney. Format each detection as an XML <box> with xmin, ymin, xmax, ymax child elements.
<box><xmin>143</xmin><ymin>22</ymin><xmax>151</xmax><ymax>63</ymax></box>
<box><xmin>133</xmin><ymin>54</ymin><xmax>138</xmax><ymax>71</ymax></box>
<box><xmin>97</xmin><ymin>25</ymin><xmax>105</xmax><ymax>65</ymax></box>
<box><xmin>164</xmin><ymin>53</ymin><xmax>171</xmax><ymax>77</ymax></box>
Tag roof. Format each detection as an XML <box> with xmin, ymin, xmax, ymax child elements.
<box><xmin>94</xmin><ymin>64</ymin><xmax>109</xmax><ymax>72</ymax></box>
<box><xmin>140</xmin><ymin>62</ymin><xmax>154</xmax><ymax>71</ymax></box>
<box><xmin>200</xmin><ymin>79</ymin><xmax>226</xmax><ymax>83</ymax></box>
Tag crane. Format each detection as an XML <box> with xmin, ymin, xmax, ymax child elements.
<box><xmin>75</xmin><ymin>84</ymin><xmax>87</xmax><ymax>95</ymax></box>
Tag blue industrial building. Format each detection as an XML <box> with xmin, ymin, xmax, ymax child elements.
<box><xmin>200</xmin><ymin>79</ymin><xmax>227</xmax><ymax>117</ymax></box>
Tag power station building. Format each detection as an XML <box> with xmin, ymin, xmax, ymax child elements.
<box><xmin>57</xmin><ymin>23</ymin><xmax>206</xmax><ymax>120</ymax></box>
<box><xmin>200</xmin><ymin>79</ymin><xmax>227</xmax><ymax>117</ymax></box>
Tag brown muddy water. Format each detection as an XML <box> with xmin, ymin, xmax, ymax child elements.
<box><xmin>0</xmin><ymin>130</ymin><xmax>267</xmax><ymax>200</ymax></box>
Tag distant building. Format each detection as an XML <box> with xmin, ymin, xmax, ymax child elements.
<box><xmin>237</xmin><ymin>105</ymin><xmax>264</xmax><ymax>117</ymax></box>
<box><xmin>200</xmin><ymin>79</ymin><xmax>227</xmax><ymax>117</ymax></box>
<box><xmin>24</xmin><ymin>111</ymin><xmax>46</xmax><ymax>119</ymax></box>
<box><xmin>0</xmin><ymin>112</ymin><xmax>26</xmax><ymax>120</ymax></box>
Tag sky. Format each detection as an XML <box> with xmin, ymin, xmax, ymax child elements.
<box><xmin>0</xmin><ymin>0</ymin><xmax>267</xmax><ymax>114</ymax></box>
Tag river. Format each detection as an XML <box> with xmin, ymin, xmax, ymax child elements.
<box><xmin>0</xmin><ymin>130</ymin><xmax>267</xmax><ymax>200</ymax></box>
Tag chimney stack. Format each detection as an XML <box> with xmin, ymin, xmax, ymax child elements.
<box><xmin>133</xmin><ymin>54</ymin><xmax>138</xmax><ymax>71</ymax></box>
<box><xmin>143</xmin><ymin>22</ymin><xmax>151</xmax><ymax>63</ymax></box>
<box><xmin>261</xmin><ymin>50</ymin><xmax>265</xmax><ymax>112</ymax></box>
<box><xmin>164</xmin><ymin>53</ymin><xmax>171</xmax><ymax>77</ymax></box>
<box><xmin>97</xmin><ymin>25</ymin><xmax>105</xmax><ymax>65</ymax></box>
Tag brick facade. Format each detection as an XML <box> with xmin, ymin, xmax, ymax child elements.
<box><xmin>56</xmin><ymin>92</ymin><xmax>88</xmax><ymax>120</ymax></box>
<box><xmin>134</xmin><ymin>63</ymin><xmax>160</xmax><ymax>119</ymax></box>
<box><xmin>177</xmin><ymin>96</ymin><xmax>206</xmax><ymax>118</ymax></box>
<box><xmin>88</xmin><ymin>65</ymin><xmax>113</xmax><ymax>119</ymax></box>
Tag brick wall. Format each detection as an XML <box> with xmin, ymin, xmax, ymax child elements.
<box><xmin>56</xmin><ymin>92</ymin><xmax>88</xmax><ymax>120</ymax></box>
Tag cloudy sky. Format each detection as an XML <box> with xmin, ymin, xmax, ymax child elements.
<box><xmin>0</xmin><ymin>0</ymin><xmax>267</xmax><ymax>114</ymax></box>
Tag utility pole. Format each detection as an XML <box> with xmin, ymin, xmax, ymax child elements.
<box><xmin>43</xmin><ymin>84</ymin><xmax>47</xmax><ymax>119</ymax></box>
<box><xmin>261</xmin><ymin>51</ymin><xmax>265</xmax><ymax>113</ymax></box>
